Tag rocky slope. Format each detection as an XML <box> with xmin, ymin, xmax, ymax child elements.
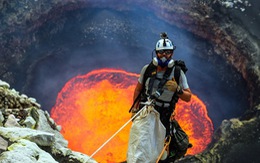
<box><xmin>0</xmin><ymin>80</ymin><xmax>97</xmax><ymax>163</ymax></box>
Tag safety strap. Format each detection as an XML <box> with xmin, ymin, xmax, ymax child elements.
<box><xmin>156</xmin><ymin>66</ymin><xmax>173</xmax><ymax>95</ymax></box>
<box><xmin>147</xmin><ymin>65</ymin><xmax>174</xmax><ymax>97</ymax></box>
<box><xmin>174</xmin><ymin>65</ymin><xmax>181</xmax><ymax>85</ymax></box>
<box><xmin>169</xmin><ymin>65</ymin><xmax>182</xmax><ymax>108</ymax></box>
<box><xmin>156</xmin><ymin>136</ymin><xmax>172</xmax><ymax>163</ymax></box>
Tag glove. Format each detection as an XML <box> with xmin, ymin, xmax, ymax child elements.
<box><xmin>165</xmin><ymin>79</ymin><xmax>178</xmax><ymax>92</ymax></box>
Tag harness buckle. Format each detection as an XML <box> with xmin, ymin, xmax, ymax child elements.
<box><xmin>155</xmin><ymin>101</ymin><xmax>170</xmax><ymax>108</ymax></box>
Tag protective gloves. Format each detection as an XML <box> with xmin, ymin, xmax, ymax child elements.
<box><xmin>165</xmin><ymin>79</ymin><xmax>183</xmax><ymax>94</ymax></box>
<box><xmin>165</xmin><ymin>79</ymin><xmax>178</xmax><ymax>92</ymax></box>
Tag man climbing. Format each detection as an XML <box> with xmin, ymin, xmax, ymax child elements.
<box><xmin>131</xmin><ymin>32</ymin><xmax>192</xmax><ymax>162</ymax></box>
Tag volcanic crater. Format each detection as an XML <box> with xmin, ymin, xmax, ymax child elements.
<box><xmin>0</xmin><ymin>0</ymin><xmax>260</xmax><ymax>162</ymax></box>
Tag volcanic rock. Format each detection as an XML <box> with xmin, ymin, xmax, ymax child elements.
<box><xmin>0</xmin><ymin>80</ymin><xmax>97</xmax><ymax>163</ymax></box>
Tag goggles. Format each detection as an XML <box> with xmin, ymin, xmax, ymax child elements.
<box><xmin>157</xmin><ymin>50</ymin><xmax>173</xmax><ymax>55</ymax></box>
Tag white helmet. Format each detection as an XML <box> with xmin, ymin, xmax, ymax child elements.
<box><xmin>155</xmin><ymin>38</ymin><xmax>174</xmax><ymax>51</ymax></box>
<box><xmin>155</xmin><ymin>32</ymin><xmax>176</xmax><ymax>51</ymax></box>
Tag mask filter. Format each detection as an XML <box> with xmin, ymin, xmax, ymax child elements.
<box><xmin>153</xmin><ymin>57</ymin><xmax>174</xmax><ymax>68</ymax></box>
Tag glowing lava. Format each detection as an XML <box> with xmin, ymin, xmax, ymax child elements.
<box><xmin>175</xmin><ymin>95</ymin><xmax>213</xmax><ymax>155</ymax></box>
<box><xmin>51</xmin><ymin>68</ymin><xmax>213</xmax><ymax>162</ymax></box>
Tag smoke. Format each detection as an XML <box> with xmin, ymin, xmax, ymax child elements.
<box><xmin>22</xmin><ymin>5</ymin><xmax>248</xmax><ymax>128</ymax></box>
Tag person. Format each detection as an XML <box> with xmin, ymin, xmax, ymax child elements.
<box><xmin>131</xmin><ymin>32</ymin><xmax>192</xmax><ymax>162</ymax></box>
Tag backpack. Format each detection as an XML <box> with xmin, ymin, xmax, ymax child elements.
<box><xmin>169</xmin><ymin>119</ymin><xmax>191</xmax><ymax>159</ymax></box>
<box><xmin>129</xmin><ymin>60</ymin><xmax>188</xmax><ymax>113</ymax></box>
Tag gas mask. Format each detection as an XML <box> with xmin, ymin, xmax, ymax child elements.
<box><xmin>153</xmin><ymin>57</ymin><xmax>174</xmax><ymax>68</ymax></box>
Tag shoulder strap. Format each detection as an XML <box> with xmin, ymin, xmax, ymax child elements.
<box><xmin>174</xmin><ymin>65</ymin><xmax>181</xmax><ymax>85</ymax></box>
<box><xmin>155</xmin><ymin>66</ymin><xmax>174</xmax><ymax>96</ymax></box>
<box><xmin>143</xmin><ymin>62</ymin><xmax>157</xmax><ymax>86</ymax></box>
<box><xmin>174</xmin><ymin>60</ymin><xmax>188</xmax><ymax>84</ymax></box>
<box><xmin>128</xmin><ymin>62</ymin><xmax>156</xmax><ymax>112</ymax></box>
<box><xmin>170</xmin><ymin>60</ymin><xmax>188</xmax><ymax>109</ymax></box>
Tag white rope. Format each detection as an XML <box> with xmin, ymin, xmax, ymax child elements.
<box><xmin>85</xmin><ymin>105</ymin><xmax>147</xmax><ymax>163</ymax></box>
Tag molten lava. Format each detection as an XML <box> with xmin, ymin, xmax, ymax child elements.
<box><xmin>51</xmin><ymin>68</ymin><xmax>213</xmax><ymax>163</ymax></box>
<box><xmin>175</xmin><ymin>95</ymin><xmax>213</xmax><ymax>155</ymax></box>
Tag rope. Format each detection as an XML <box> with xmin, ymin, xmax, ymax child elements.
<box><xmin>156</xmin><ymin>136</ymin><xmax>171</xmax><ymax>163</ymax></box>
<box><xmin>85</xmin><ymin>105</ymin><xmax>147</xmax><ymax>163</ymax></box>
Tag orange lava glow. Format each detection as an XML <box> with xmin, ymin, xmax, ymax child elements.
<box><xmin>51</xmin><ymin>68</ymin><xmax>213</xmax><ymax>162</ymax></box>
<box><xmin>175</xmin><ymin>95</ymin><xmax>214</xmax><ymax>155</ymax></box>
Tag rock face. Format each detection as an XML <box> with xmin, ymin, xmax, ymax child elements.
<box><xmin>0</xmin><ymin>80</ymin><xmax>97</xmax><ymax>163</ymax></box>
<box><xmin>177</xmin><ymin>111</ymin><xmax>260</xmax><ymax>162</ymax></box>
